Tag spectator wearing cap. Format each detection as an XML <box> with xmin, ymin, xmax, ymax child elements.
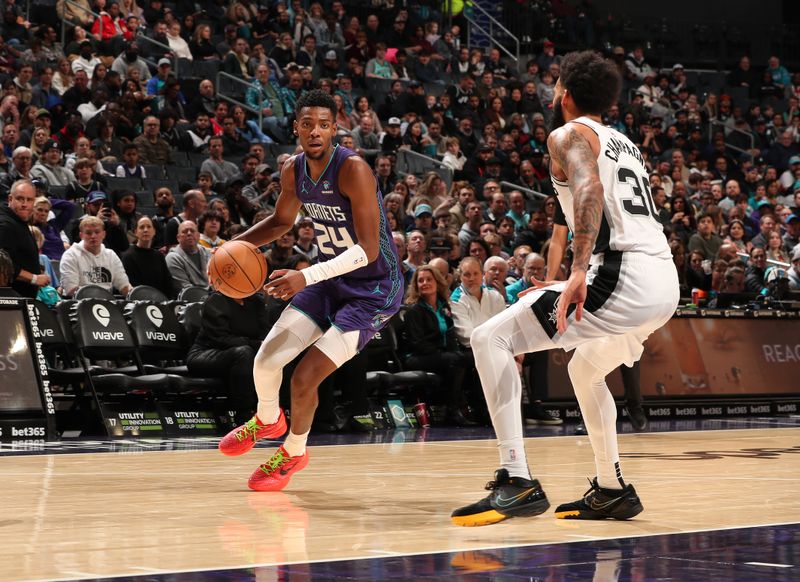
<box><xmin>0</xmin><ymin>146</ymin><xmax>33</xmax><ymax>199</ymax></box>
<box><xmin>319</xmin><ymin>49</ymin><xmax>341</xmax><ymax>80</ymax></box>
<box><xmin>0</xmin><ymin>181</ymin><xmax>48</xmax><ymax>298</ymax></box>
<box><xmin>60</xmin><ymin>215</ymin><xmax>132</xmax><ymax>297</ymax></box>
<box><xmin>242</xmin><ymin>163</ymin><xmax>277</xmax><ymax>211</ymax></box>
<box><xmin>133</xmin><ymin>115</ymin><xmax>172</xmax><ymax>165</ymax></box>
<box><xmin>292</xmin><ymin>217</ymin><xmax>319</xmax><ymax>263</ymax></box>
<box><xmin>379</xmin><ymin>117</ymin><xmax>403</xmax><ymax>155</ymax></box>
<box><xmin>783</xmin><ymin>214</ymin><xmax>800</xmax><ymax>251</ymax></box>
<box><xmin>30</xmin><ymin>139</ymin><xmax>75</xmax><ymax>187</ymax></box>
<box><xmin>536</xmin><ymin>39</ymin><xmax>560</xmax><ymax>72</ymax></box>
<box><xmin>200</xmin><ymin>136</ymin><xmax>240</xmax><ymax>189</ymax></box>
<box><xmin>72</xmin><ymin>40</ymin><xmax>101</xmax><ymax>77</ymax></box>
<box><xmin>410</xmin><ymin>203</ymin><xmax>434</xmax><ymax>235</ymax></box>
<box><xmin>145</xmin><ymin>58</ymin><xmax>173</xmax><ymax>97</ymax></box>
<box><xmin>166</xmin><ymin>220</ymin><xmax>211</xmax><ymax>296</ymax></box>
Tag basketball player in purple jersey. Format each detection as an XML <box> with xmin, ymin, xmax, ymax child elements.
<box><xmin>218</xmin><ymin>90</ymin><xmax>403</xmax><ymax>491</ymax></box>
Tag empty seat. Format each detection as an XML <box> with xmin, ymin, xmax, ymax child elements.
<box><xmin>170</xmin><ymin>151</ymin><xmax>191</xmax><ymax>167</ymax></box>
<box><xmin>105</xmin><ymin>176</ymin><xmax>143</xmax><ymax>192</ymax></box>
<box><xmin>74</xmin><ymin>284</ymin><xmax>116</xmax><ymax>300</ymax></box>
<box><xmin>127</xmin><ymin>285</ymin><xmax>169</xmax><ymax>302</ymax></box>
<box><xmin>193</xmin><ymin>59</ymin><xmax>221</xmax><ymax>80</ymax></box>
<box><xmin>178</xmin><ymin>285</ymin><xmax>210</xmax><ymax>303</ymax></box>
<box><xmin>168</xmin><ymin>166</ymin><xmax>199</xmax><ymax>184</ymax></box>
<box><xmin>142</xmin><ymin>164</ymin><xmax>165</xmax><ymax>179</ymax></box>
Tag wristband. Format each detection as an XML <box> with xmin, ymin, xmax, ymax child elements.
<box><xmin>301</xmin><ymin>244</ymin><xmax>369</xmax><ymax>286</ymax></box>
<box><xmin>30</xmin><ymin>273</ymin><xmax>38</xmax><ymax>285</ymax></box>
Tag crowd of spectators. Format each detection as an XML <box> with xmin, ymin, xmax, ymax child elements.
<box><xmin>0</xmin><ymin>0</ymin><xmax>799</xmax><ymax>426</ymax></box>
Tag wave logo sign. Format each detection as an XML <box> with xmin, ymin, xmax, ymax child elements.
<box><xmin>92</xmin><ymin>304</ymin><xmax>110</xmax><ymax>327</ymax></box>
<box><xmin>146</xmin><ymin>305</ymin><xmax>163</xmax><ymax>328</ymax></box>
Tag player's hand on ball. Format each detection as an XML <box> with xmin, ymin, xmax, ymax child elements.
<box><xmin>264</xmin><ymin>269</ymin><xmax>306</xmax><ymax>300</ymax></box>
<box><xmin>556</xmin><ymin>271</ymin><xmax>586</xmax><ymax>335</ymax></box>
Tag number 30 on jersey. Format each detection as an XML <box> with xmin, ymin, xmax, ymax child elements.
<box><xmin>616</xmin><ymin>167</ymin><xmax>660</xmax><ymax>222</ymax></box>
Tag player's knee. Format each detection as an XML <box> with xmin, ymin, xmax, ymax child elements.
<box><xmin>253</xmin><ymin>341</ymin><xmax>284</xmax><ymax>376</ymax></box>
<box><xmin>567</xmin><ymin>351</ymin><xmax>598</xmax><ymax>385</ymax></box>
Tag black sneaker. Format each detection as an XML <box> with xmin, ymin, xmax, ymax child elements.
<box><xmin>451</xmin><ymin>469</ymin><xmax>550</xmax><ymax>527</ymax></box>
<box><xmin>554</xmin><ymin>477</ymin><xmax>643</xmax><ymax>520</ymax></box>
<box><xmin>625</xmin><ymin>405</ymin><xmax>648</xmax><ymax>432</ymax></box>
<box><xmin>525</xmin><ymin>402</ymin><xmax>564</xmax><ymax>425</ymax></box>
<box><xmin>574</xmin><ymin>420</ymin><xmax>587</xmax><ymax>435</ymax></box>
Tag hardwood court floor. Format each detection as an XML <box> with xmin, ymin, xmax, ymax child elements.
<box><xmin>2</xmin><ymin>426</ymin><xmax>799</xmax><ymax>581</ymax></box>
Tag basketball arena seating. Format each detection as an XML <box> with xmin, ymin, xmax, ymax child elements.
<box><xmin>30</xmin><ymin>289</ymin><xmax>222</xmax><ymax>435</ymax></box>
<box><xmin>29</xmin><ymin>278</ymin><xmax>445</xmax><ymax>435</ymax></box>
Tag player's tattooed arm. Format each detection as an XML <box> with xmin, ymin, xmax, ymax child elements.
<box><xmin>547</xmin><ymin>126</ymin><xmax>603</xmax><ymax>273</ymax></box>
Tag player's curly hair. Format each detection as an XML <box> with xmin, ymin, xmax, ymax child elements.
<box><xmin>559</xmin><ymin>50</ymin><xmax>621</xmax><ymax>115</ymax></box>
<box><xmin>295</xmin><ymin>89</ymin><xmax>338</xmax><ymax>118</ymax></box>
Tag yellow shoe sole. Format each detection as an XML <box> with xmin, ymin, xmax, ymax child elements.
<box><xmin>451</xmin><ymin>509</ymin><xmax>508</xmax><ymax>527</ymax></box>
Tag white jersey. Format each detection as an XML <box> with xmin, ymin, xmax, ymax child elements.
<box><xmin>551</xmin><ymin>116</ymin><xmax>672</xmax><ymax>261</ymax></box>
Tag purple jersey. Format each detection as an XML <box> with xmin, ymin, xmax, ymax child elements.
<box><xmin>290</xmin><ymin>145</ymin><xmax>403</xmax><ymax>346</ymax></box>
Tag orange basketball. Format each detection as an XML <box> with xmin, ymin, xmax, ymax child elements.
<box><xmin>208</xmin><ymin>240</ymin><xmax>268</xmax><ymax>299</ymax></box>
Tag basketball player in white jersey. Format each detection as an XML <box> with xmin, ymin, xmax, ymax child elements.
<box><xmin>451</xmin><ymin>51</ymin><xmax>679</xmax><ymax>526</ymax></box>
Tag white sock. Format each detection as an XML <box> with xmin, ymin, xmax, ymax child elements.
<box><xmin>283</xmin><ymin>430</ymin><xmax>309</xmax><ymax>457</ymax></box>
<box><xmin>471</xmin><ymin>310</ymin><xmax>533</xmax><ymax>479</ymax></box>
<box><xmin>253</xmin><ymin>309</ymin><xmax>322</xmax><ymax>427</ymax></box>
<box><xmin>568</xmin><ymin>351</ymin><xmax>625</xmax><ymax>490</ymax></box>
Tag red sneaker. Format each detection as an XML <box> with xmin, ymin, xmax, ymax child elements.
<box><xmin>218</xmin><ymin>410</ymin><xmax>287</xmax><ymax>457</ymax></box>
<box><xmin>248</xmin><ymin>446</ymin><xmax>309</xmax><ymax>492</ymax></box>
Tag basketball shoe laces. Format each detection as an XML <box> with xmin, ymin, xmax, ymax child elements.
<box><xmin>259</xmin><ymin>448</ymin><xmax>292</xmax><ymax>476</ymax></box>
<box><xmin>235</xmin><ymin>418</ymin><xmax>262</xmax><ymax>443</ymax></box>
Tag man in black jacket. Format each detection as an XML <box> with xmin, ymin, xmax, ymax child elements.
<box><xmin>0</xmin><ymin>180</ymin><xmax>48</xmax><ymax>298</ymax></box>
